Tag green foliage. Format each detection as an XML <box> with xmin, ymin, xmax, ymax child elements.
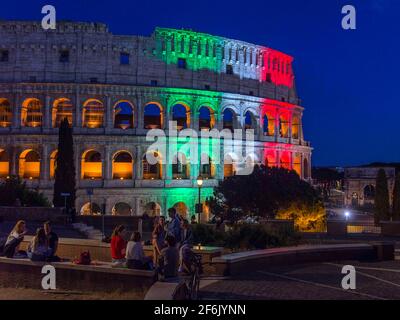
<box><xmin>374</xmin><ymin>169</ymin><xmax>391</xmax><ymax>223</ymax></box>
<box><xmin>207</xmin><ymin>165</ymin><xmax>321</xmax><ymax>221</ymax></box>
<box><xmin>191</xmin><ymin>223</ymin><xmax>299</xmax><ymax>250</ymax></box>
<box><xmin>393</xmin><ymin>172</ymin><xmax>400</xmax><ymax>221</ymax></box>
<box><xmin>0</xmin><ymin>176</ymin><xmax>50</xmax><ymax>207</ymax></box>
<box><xmin>53</xmin><ymin>118</ymin><xmax>76</xmax><ymax>208</ymax></box>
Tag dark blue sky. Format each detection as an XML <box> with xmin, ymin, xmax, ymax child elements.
<box><xmin>2</xmin><ymin>0</ymin><xmax>399</xmax><ymax>166</ymax></box>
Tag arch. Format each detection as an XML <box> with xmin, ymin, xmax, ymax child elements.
<box><xmin>144</xmin><ymin>102</ymin><xmax>163</xmax><ymax>129</ymax></box>
<box><xmin>144</xmin><ymin>202</ymin><xmax>161</xmax><ymax>216</ymax></box>
<box><xmin>112</xmin><ymin>151</ymin><xmax>133</xmax><ymax>179</ymax></box>
<box><xmin>172</xmin><ymin>152</ymin><xmax>190</xmax><ymax>179</ymax></box>
<box><xmin>293</xmin><ymin>153</ymin><xmax>302</xmax><ymax>177</ymax></box>
<box><xmin>0</xmin><ymin>149</ymin><xmax>10</xmax><ymax>178</ymax></box>
<box><xmin>52</xmin><ymin>98</ymin><xmax>73</xmax><ymax>128</ymax></box>
<box><xmin>50</xmin><ymin>150</ymin><xmax>58</xmax><ymax>179</ymax></box>
<box><xmin>114</xmin><ymin>101</ymin><xmax>134</xmax><ymax>129</ymax></box>
<box><xmin>171</xmin><ymin>103</ymin><xmax>190</xmax><ymax>130</ymax></box>
<box><xmin>223</xmin><ymin>153</ymin><xmax>237</xmax><ymax>178</ymax></box>
<box><xmin>143</xmin><ymin>151</ymin><xmax>162</xmax><ymax>180</ymax></box>
<box><xmin>19</xmin><ymin>149</ymin><xmax>40</xmax><ymax>179</ymax></box>
<box><xmin>173</xmin><ymin>201</ymin><xmax>188</xmax><ymax>218</ymax></box>
<box><xmin>364</xmin><ymin>185</ymin><xmax>375</xmax><ymax>200</ymax></box>
<box><xmin>198</xmin><ymin>106</ymin><xmax>215</xmax><ymax>130</ymax></box>
<box><xmin>200</xmin><ymin>154</ymin><xmax>215</xmax><ymax>179</ymax></box>
<box><xmin>292</xmin><ymin>115</ymin><xmax>300</xmax><ymax>139</ymax></box>
<box><xmin>279</xmin><ymin>115</ymin><xmax>289</xmax><ymax>138</ymax></box>
<box><xmin>112</xmin><ymin>202</ymin><xmax>132</xmax><ymax>216</ymax></box>
<box><xmin>21</xmin><ymin>98</ymin><xmax>43</xmax><ymax>127</ymax></box>
<box><xmin>303</xmin><ymin>158</ymin><xmax>310</xmax><ymax>179</ymax></box>
<box><xmin>263</xmin><ymin>113</ymin><xmax>275</xmax><ymax>136</ymax></box>
<box><xmin>244</xmin><ymin>110</ymin><xmax>257</xmax><ymax>130</ymax></box>
<box><xmin>81</xmin><ymin>150</ymin><xmax>102</xmax><ymax>179</ymax></box>
<box><xmin>82</xmin><ymin>99</ymin><xmax>104</xmax><ymax>128</ymax></box>
<box><xmin>351</xmin><ymin>192</ymin><xmax>359</xmax><ymax>207</ymax></box>
<box><xmin>0</xmin><ymin>98</ymin><xmax>12</xmax><ymax>128</ymax></box>
<box><xmin>223</xmin><ymin>108</ymin><xmax>235</xmax><ymax>131</ymax></box>
<box><xmin>80</xmin><ymin>202</ymin><xmax>102</xmax><ymax>215</ymax></box>
<box><xmin>280</xmin><ymin>152</ymin><xmax>291</xmax><ymax>170</ymax></box>
<box><xmin>265</xmin><ymin>150</ymin><xmax>277</xmax><ymax>167</ymax></box>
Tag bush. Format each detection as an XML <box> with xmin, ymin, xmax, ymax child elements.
<box><xmin>191</xmin><ymin>224</ymin><xmax>225</xmax><ymax>246</ymax></box>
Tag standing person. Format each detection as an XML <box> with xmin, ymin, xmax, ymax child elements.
<box><xmin>126</xmin><ymin>231</ymin><xmax>153</xmax><ymax>270</ymax></box>
<box><xmin>179</xmin><ymin>219</ymin><xmax>193</xmax><ymax>272</ymax></box>
<box><xmin>167</xmin><ymin>208</ymin><xmax>181</xmax><ymax>246</ymax></box>
<box><xmin>3</xmin><ymin>220</ymin><xmax>27</xmax><ymax>258</ymax></box>
<box><xmin>28</xmin><ymin>228</ymin><xmax>50</xmax><ymax>261</ymax></box>
<box><xmin>158</xmin><ymin>235</ymin><xmax>179</xmax><ymax>279</ymax></box>
<box><xmin>44</xmin><ymin>221</ymin><xmax>59</xmax><ymax>258</ymax></box>
<box><xmin>190</xmin><ymin>215</ymin><xmax>197</xmax><ymax>224</ymax></box>
<box><xmin>110</xmin><ymin>225</ymin><xmax>127</xmax><ymax>265</ymax></box>
<box><xmin>152</xmin><ymin>216</ymin><xmax>166</xmax><ymax>265</ymax></box>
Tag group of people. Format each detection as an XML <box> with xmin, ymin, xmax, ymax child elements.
<box><xmin>110</xmin><ymin>207</ymin><xmax>195</xmax><ymax>279</ymax></box>
<box><xmin>0</xmin><ymin>220</ymin><xmax>59</xmax><ymax>262</ymax></box>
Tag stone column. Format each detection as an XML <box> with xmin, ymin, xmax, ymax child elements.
<box><xmin>9</xmin><ymin>146</ymin><xmax>18</xmax><ymax>176</ymax></box>
<box><xmin>135</xmin><ymin>145</ymin><xmax>142</xmax><ymax>179</ymax></box>
<box><xmin>105</xmin><ymin>96</ymin><xmax>113</xmax><ymax>130</ymax></box>
<box><xmin>104</xmin><ymin>145</ymin><xmax>112</xmax><ymax>180</ymax></box>
<box><xmin>44</xmin><ymin>95</ymin><xmax>51</xmax><ymax>129</ymax></box>
<box><xmin>75</xmin><ymin>90</ymin><xmax>82</xmax><ymax>128</ymax></box>
<box><xmin>41</xmin><ymin>144</ymin><xmax>49</xmax><ymax>181</ymax></box>
<box><xmin>13</xmin><ymin>93</ymin><xmax>21</xmax><ymax>129</ymax></box>
<box><xmin>136</xmin><ymin>94</ymin><xmax>143</xmax><ymax>130</ymax></box>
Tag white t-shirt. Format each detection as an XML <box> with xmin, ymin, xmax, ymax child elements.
<box><xmin>5</xmin><ymin>231</ymin><xmax>22</xmax><ymax>246</ymax></box>
<box><xmin>125</xmin><ymin>241</ymin><xmax>144</xmax><ymax>261</ymax></box>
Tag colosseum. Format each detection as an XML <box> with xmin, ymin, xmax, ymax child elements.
<box><xmin>0</xmin><ymin>21</ymin><xmax>312</xmax><ymax>220</ymax></box>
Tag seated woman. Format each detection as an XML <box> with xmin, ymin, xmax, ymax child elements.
<box><xmin>110</xmin><ymin>225</ymin><xmax>127</xmax><ymax>265</ymax></box>
<box><xmin>158</xmin><ymin>235</ymin><xmax>179</xmax><ymax>279</ymax></box>
<box><xmin>2</xmin><ymin>220</ymin><xmax>27</xmax><ymax>258</ymax></box>
<box><xmin>126</xmin><ymin>231</ymin><xmax>153</xmax><ymax>270</ymax></box>
<box><xmin>28</xmin><ymin>228</ymin><xmax>50</xmax><ymax>261</ymax></box>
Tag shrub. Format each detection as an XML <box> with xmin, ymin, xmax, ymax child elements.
<box><xmin>191</xmin><ymin>224</ymin><xmax>225</xmax><ymax>246</ymax></box>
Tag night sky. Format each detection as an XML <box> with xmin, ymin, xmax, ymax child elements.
<box><xmin>2</xmin><ymin>0</ymin><xmax>399</xmax><ymax>167</ymax></box>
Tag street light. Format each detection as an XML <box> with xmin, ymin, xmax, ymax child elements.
<box><xmin>196</xmin><ymin>175</ymin><xmax>203</xmax><ymax>223</ymax></box>
<box><xmin>344</xmin><ymin>211</ymin><xmax>350</xmax><ymax>221</ymax></box>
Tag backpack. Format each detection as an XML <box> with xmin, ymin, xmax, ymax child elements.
<box><xmin>74</xmin><ymin>251</ymin><xmax>91</xmax><ymax>265</ymax></box>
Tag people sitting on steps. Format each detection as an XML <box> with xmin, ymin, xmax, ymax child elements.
<box><xmin>126</xmin><ymin>231</ymin><xmax>153</xmax><ymax>270</ymax></box>
<box><xmin>1</xmin><ymin>220</ymin><xmax>27</xmax><ymax>258</ymax></box>
<box><xmin>110</xmin><ymin>224</ymin><xmax>127</xmax><ymax>266</ymax></box>
<box><xmin>158</xmin><ymin>234</ymin><xmax>179</xmax><ymax>279</ymax></box>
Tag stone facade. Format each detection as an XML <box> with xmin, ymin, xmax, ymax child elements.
<box><xmin>344</xmin><ymin>167</ymin><xmax>395</xmax><ymax>207</ymax></box>
<box><xmin>0</xmin><ymin>21</ymin><xmax>312</xmax><ymax>219</ymax></box>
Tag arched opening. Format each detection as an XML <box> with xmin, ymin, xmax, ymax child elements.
<box><xmin>83</xmin><ymin>99</ymin><xmax>104</xmax><ymax>128</ymax></box>
<box><xmin>279</xmin><ymin>115</ymin><xmax>289</xmax><ymax>138</ymax></box>
<box><xmin>112</xmin><ymin>151</ymin><xmax>133</xmax><ymax>179</ymax></box>
<box><xmin>244</xmin><ymin>111</ymin><xmax>256</xmax><ymax>131</ymax></box>
<box><xmin>172</xmin><ymin>153</ymin><xmax>189</xmax><ymax>179</ymax></box>
<box><xmin>19</xmin><ymin>149</ymin><xmax>40</xmax><ymax>179</ymax></box>
<box><xmin>144</xmin><ymin>103</ymin><xmax>163</xmax><ymax>129</ymax></box>
<box><xmin>144</xmin><ymin>202</ymin><xmax>161</xmax><ymax>216</ymax></box>
<box><xmin>112</xmin><ymin>202</ymin><xmax>132</xmax><ymax>216</ymax></box>
<box><xmin>143</xmin><ymin>151</ymin><xmax>162</xmax><ymax>180</ymax></box>
<box><xmin>114</xmin><ymin>101</ymin><xmax>134</xmax><ymax>129</ymax></box>
<box><xmin>265</xmin><ymin>151</ymin><xmax>277</xmax><ymax>167</ymax></box>
<box><xmin>21</xmin><ymin>98</ymin><xmax>42</xmax><ymax>127</ymax></box>
<box><xmin>81</xmin><ymin>150</ymin><xmax>102</xmax><ymax>180</ymax></box>
<box><xmin>364</xmin><ymin>185</ymin><xmax>375</xmax><ymax>201</ymax></box>
<box><xmin>50</xmin><ymin>150</ymin><xmax>58</xmax><ymax>179</ymax></box>
<box><xmin>293</xmin><ymin>153</ymin><xmax>301</xmax><ymax>177</ymax></box>
<box><xmin>198</xmin><ymin>106</ymin><xmax>215</xmax><ymax>130</ymax></box>
<box><xmin>200</xmin><ymin>154</ymin><xmax>215</xmax><ymax>179</ymax></box>
<box><xmin>223</xmin><ymin>108</ymin><xmax>235</xmax><ymax>131</ymax></box>
<box><xmin>0</xmin><ymin>149</ymin><xmax>10</xmax><ymax>178</ymax></box>
<box><xmin>263</xmin><ymin>113</ymin><xmax>275</xmax><ymax>136</ymax></box>
<box><xmin>172</xmin><ymin>104</ymin><xmax>190</xmax><ymax>130</ymax></box>
<box><xmin>280</xmin><ymin>152</ymin><xmax>291</xmax><ymax>170</ymax></box>
<box><xmin>52</xmin><ymin>98</ymin><xmax>73</xmax><ymax>128</ymax></box>
<box><xmin>224</xmin><ymin>154</ymin><xmax>236</xmax><ymax>178</ymax></box>
<box><xmin>0</xmin><ymin>99</ymin><xmax>12</xmax><ymax>128</ymax></box>
<box><xmin>173</xmin><ymin>202</ymin><xmax>188</xmax><ymax>218</ymax></box>
<box><xmin>292</xmin><ymin>115</ymin><xmax>300</xmax><ymax>139</ymax></box>
<box><xmin>303</xmin><ymin>158</ymin><xmax>310</xmax><ymax>179</ymax></box>
<box><xmin>80</xmin><ymin>202</ymin><xmax>102</xmax><ymax>215</ymax></box>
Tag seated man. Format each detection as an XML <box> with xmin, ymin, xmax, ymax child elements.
<box><xmin>158</xmin><ymin>235</ymin><xmax>179</xmax><ymax>279</ymax></box>
<box><xmin>44</xmin><ymin>221</ymin><xmax>59</xmax><ymax>259</ymax></box>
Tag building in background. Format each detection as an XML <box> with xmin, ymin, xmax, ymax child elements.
<box><xmin>0</xmin><ymin>21</ymin><xmax>312</xmax><ymax>218</ymax></box>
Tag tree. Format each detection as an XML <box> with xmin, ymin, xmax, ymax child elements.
<box><xmin>53</xmin><ymin>118</ymin><xmax>76</xmax><ymax>209</ymax></box>
<box><xmin>0</xmin><ymin>176</ymin><xmax>49</xmax><ymax>207</ymax></box>
<box><xmin>207</xmin><ymin>165</ymin><xmax>322</xmax><ymax>221</ymax></box>
<box><xmin>374</xmin><ymin>168</ymin><xmax>390</xmax><ymax>223</ymax></box>
<box><xmin>392</xmin><ymin>172</ymin><xmax>400</xmax><ymax>221</ymax></box>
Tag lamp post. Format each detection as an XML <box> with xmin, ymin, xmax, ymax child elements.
<box><xmin>196</xmin><ymin>175</ymin><xmax>203</xmax><ymax>223</ymax></box>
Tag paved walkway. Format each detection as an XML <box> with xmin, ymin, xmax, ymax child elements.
<box><xmin>200</xmin><ymin>260</ymin><xmax>400</xmax><ymax>300</ymax></box>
